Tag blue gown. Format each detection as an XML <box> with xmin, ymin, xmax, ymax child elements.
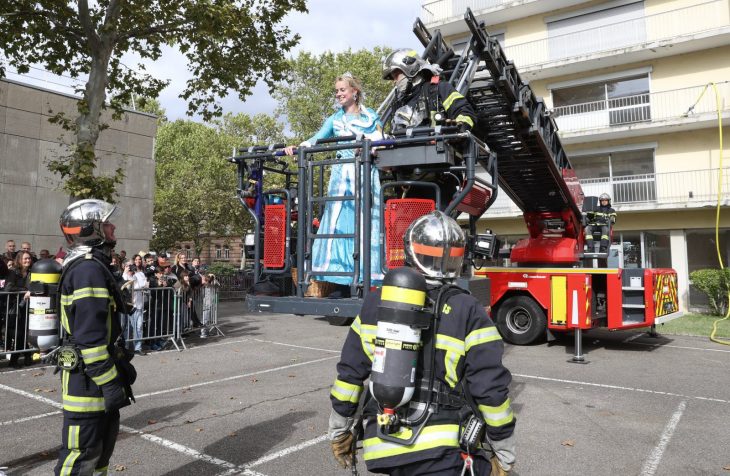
<box><xmin>305</xmin><ymin>105</ymin><xmax>384</xmax><ymax>286</ymax></box>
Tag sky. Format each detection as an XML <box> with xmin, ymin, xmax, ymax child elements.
<box><xmin>5</xmin><ymin>0</ymin><xmax>425</xmax><ymax>123</ymax></box>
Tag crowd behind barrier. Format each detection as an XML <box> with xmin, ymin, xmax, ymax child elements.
<box><xmin>1</xmin><ymin>241</ymin><xmax>224</xmax><ymax>367</ymax></box>
<box><xmin>0</xmin><ymin>286</ymin><xmax>222</xmax><ymax>364</ymax></box>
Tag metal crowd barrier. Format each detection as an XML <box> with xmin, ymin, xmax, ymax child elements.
<box><xmin>2</xmin><ymin>285</ymin><xmax>223</xmax><ymax>366</ymax></box>
<box><xmin>0</xmin><ymin>290</ymin><xmax>33</xmax><ymax>357</ymax></box>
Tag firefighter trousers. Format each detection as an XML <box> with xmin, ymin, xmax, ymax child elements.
<box><xmin>55</xmin><ymin>410</ymin><xmax>120</xmax><ymax>476</ymax></box>
<box><xmin>384</xmin><ymin>451</ymin><xmax>491</xmax><ymax>475</ymax></box>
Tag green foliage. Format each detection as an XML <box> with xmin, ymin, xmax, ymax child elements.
<box><xmin>205</xmin><ymin>262</ymin><xmax>237</xmax><ymax>277</ymax></box>
<box><xmin>689</xmin><ymin>268</ymin><xmax>730</xmax><ymax>315</ymax></box>
<box><xmin>273</xmin><ymin>47</ymin><xmax>393</xmax><ymax>141</ymax></box>
<box><xmin>151</xmin><ymin>114</ymin><xmax>286</xmax><ymax>251</ymax></box>
<box><xmin>0</xmin><ymin>0</ymin><xmax>305</xmax><ymax>201</ymax></box>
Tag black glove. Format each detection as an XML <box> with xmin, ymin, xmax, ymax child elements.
<box><xmin>101</xmin><ymin>379</ymin><xmax>131</xmax><ymax>412</ymax></box>
<box><xmin>457</xmin><ymin>121</ymin><xmax>471</xmax><ymax>133</ymax></box>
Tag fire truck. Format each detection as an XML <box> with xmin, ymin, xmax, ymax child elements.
<box><xmin>230</xmin><ymin>9</ymin><xmax>681</xmax><ymax>357</ymax></box>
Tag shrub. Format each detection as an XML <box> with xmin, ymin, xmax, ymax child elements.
<box><xmin>206</xmin><ymin>262</ymin><xmax>237</xmax><ymax>276</ymax></box>
<box><xmin>689</xmin><ymin>268</ymin><xmax>730</xmax><ymax>315</ymax></box>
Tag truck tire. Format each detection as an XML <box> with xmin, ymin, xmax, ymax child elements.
<box><xmin>328</xmin><ymin>316</ymin><xmax>353</xmax><ymax>326</ymax></box>
<box><xmin>495</xmin><ymin>295</ymin><xmax>547</xmax><ymax>345</ymax></box>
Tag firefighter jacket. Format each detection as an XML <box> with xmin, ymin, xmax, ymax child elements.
<box><xmin>330</xmin><ymin>287</ymin><xmax>515</xmax><ymax>472</ymax></box>
<box><xmin>59</xmin><ymin>249</ymin><xmax>128</xmax><ymax>415</ymax></box>
<box><xmin>586</xmin><ymin>205</ymin><xmax>617</xmax><ymax>226</ymax></box>
<box><xmin>392</xmin><ymin>77</ymin><xmax>476</xmax><ymax>131</ymax></box>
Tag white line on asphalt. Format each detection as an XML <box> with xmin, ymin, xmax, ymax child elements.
<box><xmin>155</xmin><ymin>338</ymin><xmax>252</xmax><ymax>354</ymax></box>
<box><xmin>513</xmin><ymin>374</ymin><xmax>730</xmax><ymax>404</ymax></box>
<box><xmin>215</xmin><ymin>434</ymin><xmax>330</xmax><ymax>475</ymax></box>
<box><xmin>135</xmin><ymin>355</ymin><xmax>338</xmax><ymax>399</ymax></box>
<box><xmin>640</xmin><ymin>400</ymin><xmax>686</xmax><ymax>476</ymax></box>
<box><xmin>0</xmin><ymin>383</ymin><xmax>267</xmax><ymax>475</ymax></box>
<box><xmin>0</xmin><ymin>410</ymin><xmax>61</xmax><ymax>427</ymax></box>
<box><xmin>252</xmin><ymin>338</ymin><xmax>340</xmax><ymax>354</ymax></box>
<box><xmin>0</xmin><ymin>364</ymin><xmax>55</xmax><ymax>375</ymax></box>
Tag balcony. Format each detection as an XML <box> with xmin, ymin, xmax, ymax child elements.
<box><xmin>421</xmin><ymin>0</ymin><xmax>588</xmax><ymax>33</ymax></box>
<box><xmin>502</xmin><ymin>0</ymin><xmax>730</xmax><ymax>79</ymax></box>
<box><xmin>552</xmin><ymin>81</ymin><xmax>730</xmax><ymax>142</ymax></box>
<box><xmin>487</xmin><ymin>168</ymin><xmax>730</xmax><ymax>217</ymax></box>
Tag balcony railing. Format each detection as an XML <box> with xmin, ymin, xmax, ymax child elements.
<box><xmin>488</xmin><ymin>168</ymin><xmax>730</xmax><ymax>215</ymax></box>
<box><xmin>421</xmin><ymin>0</ymin><xmax>523</xmax><ymax>25</ymax></box>
<box><xmin>552</xmin><ymin>81</ymin><xmax>730</xmax><ymax>133</ymax></box>
<box><xmin>504</xmin><ymin>0</ymin><xmax>729</xmax><ymax>69</ymax></box>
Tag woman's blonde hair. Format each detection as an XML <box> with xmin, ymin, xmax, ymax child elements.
<box><xmin>335</xmin><ymin>72</ymin><xmax>364</xmax><ymax>105</ymax></box>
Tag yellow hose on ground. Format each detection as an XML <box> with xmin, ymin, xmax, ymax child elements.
<box><xmin>688</xmin><ymin>83</ymin><xmax>729</xmax><ymax>345</ymax></box>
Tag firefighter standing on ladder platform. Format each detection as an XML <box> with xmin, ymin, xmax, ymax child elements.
<box><xmin>381</xmin><ymin>49</ymin><xmax>477</xmax><ymax>208</ymax></box>
<box><xmin>328</xmin><ymin>211</ymin><xmax>516</xmax><ymax>475</ymax></box>
<box><xmin>54</xmin><ymin>199</ymin><xmax>137</xmax><ymax>476</ymax></box>
<box><xmin>585</xmin><ymin>193</ymin><xmax>617</xmax><ymax>253</ymax></box>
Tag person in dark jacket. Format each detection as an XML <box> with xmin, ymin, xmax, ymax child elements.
<box><xmin>382</xmin><ymin>49</ymin><xmax>477</xmax><ymax>208</ymax></box>
<box><xmin>328</xmin><ymin>211</ymin><xmax>516</xmax><ymax>475</ymax></box>
<box><xmin>5</xmin><ymin>250</ymin><xmax>34</xmax><ymax>367</ymax></box>
<box><xmin>54</xmin><ymin>199</ymin><xmax>136</xmax><ymax>476</ymax></box>
<box><xmin>585</xmin><ymin>193</ymin><xmax>617</xmax><ymax>253</ymax></box>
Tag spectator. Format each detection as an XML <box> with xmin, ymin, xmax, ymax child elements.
<box><xmin>3</xmin><ymin>239</ymin><xmax>16</xmax><ymax>263</ymax></box>
<box><xmin>191</xmin><ymin>257</ymin><xmax>202</xmax><ymax>275</ymax></box>
<box><xmin>54</xmin><ymin>247</ymin><xmax>67</xmax><ymax>265</ymax></box>
<box><xmin>172</xmin><ymin>253</ymin><xmax>194</xmax><ymax>278</ymax></box>
<box><xmin>6</xmin><ymin>250</ymin><xmax>34</xmax><ymax>367</ymax></box>
<box><xmin>148</xmin><ymin>266</ymin><xmax>175</xmax><ymax>351</ymax></box>
<box><xmin>39</xmin><ymin>249</ymin><xmax>50</xmax><ymax>260</ymax></box>
<box><xmin>199</xmin><ymin>273</ymin><xmax>219</xmax><ymax>339</ymax></box>
<box><xmin>20</xmin><ymin>242</ymin><xmax>38</xmax><ymax>263</ymax></box>
<box><xmin>119</xmin><ymin>250</ymin><xmax>127</xmax><ymax>262</ymax></box>
<box><xmin>123</xmin><ymin>255</ymin><xmax>148</xmax><ymax>356</ymax></box>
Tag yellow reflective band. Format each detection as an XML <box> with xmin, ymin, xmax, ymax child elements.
<box><xmin>360</xmin><ymin>324</ymin><xmax>377</xmax><ymax>362</ymax></box>
<box><xmin>331</xmin><ymin>379</ymin><xmax>363</xmax><ymax>404</ymax></box>
<box><xmin>363</xmin><ymin>424</ymin><xmax>460</xmax><ymax>460</ymax></box>
<box><xmin>81</xmin><ymin>345</ymin><xmax>110</xmax><ymax>364</ymax></box>
<box><xmin>30</xmin><ymin>272</ymin><xmax>61</xmax><ymax>284</ymax></box>
<box><xmin>91</xmin><ymin>365</ymin><xmax>118</xmax><ymax>386</ymax></box>
<box><xmin>351</xmin><ymin>316</ymin><xmax>362</xmax><ymax>336</ymax></box>
<box><xmin>60</xmin><ymin>294</ymin><xmax>73</xmax><ymax>306</ymax></box>
<box><xmin>62</xmin><ymin>395</ymin><xmax>105</xmax><ymax>412</ymax></box>
<box><xmin>61</xmin><ymin>305</ymin><xmax>70</xmax><ymax>334</ymax></box>
<box><xmin>444</xmin><ymin>350</ymin><xmax>460</xmax><ymax>388</ymax></box>
<box><xmin>479</xmin><ymin>398</ymin><xmax>515</xmax><ymax>427</ymax></box>
<box><xmin>68</xmin><ymin>424</ymin><xmax>80</xmax><ymax>450</ymax></box>
<box><xmin>406</xmin><ymin>50</ymin><xmax>418</xmax><ymax>57</ymax></box>
<box><xmin>465</xmin><ymin>327</ymin><xmax>502</xmax><ymax>352</ymax></box>
<box><xmin>60</xmin><ymin>448</ymin><xmax>81</xmax><ymax>476</ymax></box>
<box><xmin>443</xmin><ymin>92</ymin><xmax>464</xmax><ymax>111</ymax></box>
<box><xmin>381</xmin><ymin>286</ymin><xmax>426</xmax><ymax>306</ymax></box>
<box><xmin>435</xmin><ymin>334</ymin><xmax>465</xmax><ymax>356</ymax></box>
<box><xmin>455</xmin><ymin>115</ymin><xmax>474</xmax><ymax>128</ymax></box>
<box><xmin>72</xmin><ymin>287</ymin><xmax>110</xmax><ymax>302</ymax></box>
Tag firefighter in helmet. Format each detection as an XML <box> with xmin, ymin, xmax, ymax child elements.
<box><xmin>328</xmin><ymin>211</ymin><xmax>516</xmax><ymax>475</ymax></box>
<box><xmin>382</xmin><ymin>50</ymin><xmax>477</xmax><ymax>210</ymax></box>
<box><xmin>55</xmin><ymin>199</ymin><xmax>137</xmax><ymax>476</ymax></box>
<box><xmin>585</xmin><ymin>193</ymin><xmax>617</xmax><ymax>253</ymax></box>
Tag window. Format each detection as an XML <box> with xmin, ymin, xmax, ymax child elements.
<box><xmin>185</xmin><ymin>246</ymin><xmax>192</xmax><ymax>259</ymax></box>
<box><xmin>571</xmin><ymin>148</ymin><xmax>656</xmax><ymax>203</ymax></box>
<box><xmin>552</xmin><ymin>74</ymin><xmax>650</xmax><ymax>127</ymax></box>
<box><xmin>687</xmin><ymin>229</ymin><xmax>730</xmax><ymax>310</ymax></box>
<box><xmin>223</xmin><ymin>246</ymin><xmax>230</xmax><ymax>259</ymax></box>
<box><xmin>215</xmin><ymin>244</ymin><xmax>222</xmax><ymax>259</ymax></box>
<box><xmin>547</xmin><ymin>1</ymin><xmax>646</xmax><ymax>60</ymax></box>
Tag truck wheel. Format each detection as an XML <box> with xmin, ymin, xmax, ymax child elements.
<box><xmin>328</xmin><ymin>316</ymin><xmax>353</xmax><ymax>326</ymax></box>
<box><xmin>495</xmin><ymin>296</ymin><xmax>547</xmax><ymax>345</ymax></box>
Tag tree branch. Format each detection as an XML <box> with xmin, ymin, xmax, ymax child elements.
<box><xmin>77</xmin><ymin>0</ymin><xmax>100</xmax><ymax>50</ymax></box>
<box><xmin>120</xmin><ymin>20</ymin><xmax>190</xmax><ymax>41</ymax></box>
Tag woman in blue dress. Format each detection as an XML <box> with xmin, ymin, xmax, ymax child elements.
<box><xmin>285</xmin><ymin>73</ymin><xmax>383</xmax><ymax>296</ymax></box>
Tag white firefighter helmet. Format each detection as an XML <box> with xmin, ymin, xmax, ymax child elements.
<box><xmin>404</xmin><ymin>211</ymin><xmax>466</xmax><ymax>282</ymax></box>
<box><xmin>60</xmin><ymin>199</ymin><xmax>118</xmax><ymax>248</ymax></box>
<box><xmin>382</xmin><ymin>48</ymin><xmax>443</xmax><ymax>80</ymax></box>
<box><xmin>599</xmin><ymin>193</ymin><xmax>611</xmax><ymax>203</ymax></box>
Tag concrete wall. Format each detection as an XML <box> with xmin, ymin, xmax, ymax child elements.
<box><xmin>0</xmin><ymin>79</ymin><xmax>157</xmax><ymax>256</ymax></box>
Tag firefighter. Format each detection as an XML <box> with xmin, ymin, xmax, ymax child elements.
<box><xmin>328</xmin><ymin>211</ymin><xmax>516</xmax><ymax>475</ymax></box>
<box><xmin>585</xmin><ymin>193</ymin><xmax>617</xmax><ymax>253</ymax></box>
<box><xmin>382</xmin><ymin>49</ymin><xmax>477</xmax><ymax>209</ymax></box>
<box><xmin>54</xmin><ymin>199</ymin><xmax>137</xmax><ymax>476</ymax></box>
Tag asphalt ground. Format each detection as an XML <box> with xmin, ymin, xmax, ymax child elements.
<box><xmin>1</xmin><ymin>302</ymin><xmax>729</xmax><ymax>476</ymax></box>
